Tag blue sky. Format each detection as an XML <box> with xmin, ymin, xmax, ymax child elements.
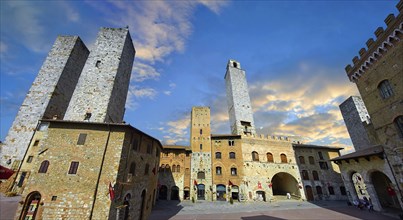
<box><xmin>1</xmin><ymin>1</ymin><xmax>400</xmax><ymax>154</ymax></box>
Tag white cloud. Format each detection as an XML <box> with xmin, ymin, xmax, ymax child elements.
<box><xmin>197</xmin><ymin>0</ymin><xmax>229</xmax><ymax>14</ymax></box>
<box><xmin>125</xmin><ymin>86</ymin><xmax>157</xmax><ymax>110</ymax></box>
<box><xmin>163</xmin><ymin>91</ymin><xmax>171</xmax><ymax>96</ymax></box>
<box><xmin>59</xmin><ymin>1</ymin><xmax>80</xmax><ymax>22</ymax></box>
<box><xmin>131</xmin><ymin>62</ymin><xmax>160</xmax><ymax>82</ymax></box>
<box><xmin>159</xmin><ymin>115</ymin><xmax>190</xmax><ymax>145</ymax></box>
<box><xmin>0</xmin><ymin>41</ymin><xmax>7</xmax><ymax>54</ymax></box>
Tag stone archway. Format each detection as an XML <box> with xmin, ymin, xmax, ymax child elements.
<box><xmin>171</xmin><ymin>186</ymin><xmax>179</xmax><ymax>200</ymax></box>
<box><xmin>351</xmin><ymin>172</ymin><xmax>369</xmax><ymax>200</ymax></box>
<box><xmin>20</xmin><ymin>191</ymin><xmax>41</xmax><ymax>220</ymax></box>
<box><xmin>272</xmin><ymin>172</ymin><xmax>300</xmax><ymax>199</ymax></box>
<box><xmin>159</xmin><ymin>185</ymin><xmax>168</xmax><ymax>200</ymax></box>
<box><xmin>216</xmin><ymin>184</ymin><xmax>226</xmax><ymax>201</ymax></box>
<box><xmin>371</xmin><ymin>171</ymin><xmax>401</xmax><ymax>210</ymax></box>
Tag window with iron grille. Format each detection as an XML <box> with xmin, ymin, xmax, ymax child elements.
<box><xmin>378</xmin><ymin>80</ymin><xmax>394</xmax><ymax>99</ymax></box>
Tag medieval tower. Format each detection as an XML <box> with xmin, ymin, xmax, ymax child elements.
<box><xmin>64</xmin><ymin>28</ymin><xmax>135</xmax><ymax>123</ymax></box>
<box><xmin>190</xmin><ymin>107</ymin><xmax>213</xmax><ymax>200</ymax></box>
<box><xmin>1</xmin><ymin>37</ymin><xmax>89</xmax><ymax>169</ymax></box>
<box><xmin>225</xmin><ymin>60</ymin><xmax>256</xmax><ymax>136</ymax></box>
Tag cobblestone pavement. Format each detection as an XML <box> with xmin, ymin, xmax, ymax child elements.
<box><xmin>150</xmin><ymin>200</ymin><xmax>401</xmax><ymax>220</ymax></box>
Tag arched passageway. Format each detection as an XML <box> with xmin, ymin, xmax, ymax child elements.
<box><xmin>159</xmin><ymin>185</ymin><xmax>168</xmax><ymax>200</ymax></box>
<box><xmin>272</xmin><ymin>172</ymin><xmax>300</xmax><ymax>198</ymax></box>
<box><xmin>171</xmin><ymin>186</ymin><xmax>179</xmax><ymax>200</ymax></box>
<box><xmin>183</xmin><ymin>187</ymin><xmax>190</xmax><ymax>200</ymax></box>
<box><xmin>371</xmin><ymin>171</ymin><xmax>401</xmax><ymax>210</ymax></box>
<box><xmin>197</xmin><ymin>184</ymin><xmax>205</xmax><ymax>200</ymax></box>
<box><xmin>20</xmin><ymin>191</ymin><xmax>41</xmax><ymax>220</ymax></box>
<box><xmin>351</xmin><ymin>172</ymin><xmax>369</xmax><ymax>200</ymax></box>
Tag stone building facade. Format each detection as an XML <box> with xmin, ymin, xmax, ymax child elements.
<box><xmin>335</xmin><ymin>1</ymin><xmax>403</xmax><ymax>212</ymax></box>
<box><xmin>1</xmin><ymin>36</ymin><xmax>89</xmax><ymax>169</ymax></box>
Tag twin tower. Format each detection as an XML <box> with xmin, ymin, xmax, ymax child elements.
<box><xmin>1</xmin><ymin>28</ymin><xmax>135</xmax><ymax>168</ymax></box>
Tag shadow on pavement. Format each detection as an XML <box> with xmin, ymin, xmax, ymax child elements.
<box><xmin>150</xmin><ymin>200</ymin><xmax>183</xmax><ymax>220</ymax></box>
<box><xmin>242</xmin><ymin>215</ymin><xmax>285</xmax><ymax>220</ymax></box>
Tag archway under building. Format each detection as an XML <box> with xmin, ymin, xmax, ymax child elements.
<box><xmin>371</xmin><ymin>171</ymin><xmax>401</xmax><ymax>210</ymax></box>
<box><xmin>171</xmin><ymin>186</ymin><xmax>179</xmax><ymax>200</ymax></box>
<box><xmin>256</xmin><ymin>191</ymin><xmax>266</xmax><ymax>201</ymax></box>
<box><xmin>183</xmin><ymin>187</ymin><xmax>190</xmax><ymax>200</ymax></box>
<box><xmin>159</xmin><ymin>185</ymin><xmax>168</xmax><ymax>200</ymax></box>
<box><xmin>216</xmin><ymin>184</ymin><xmax>226</xmax><ymax>201</ymax></box>
<box><xmin>197</xmin><ymin>184</ymin><xmax>205</xmax><ymax>200</ymax></box>
<box><xmin>305</xmin><ymin>185</ymin><xmax>314</xmax><ymax>201</ymax></box>
<box><xmin>272</xmin><ymin>172</ymin><xmax>300</xmax><ymax>199</ymax></box>
<box><xmin>20</xmin><ymin>191</ymin><xmax>41</xmax><ymax>220</ymax></box>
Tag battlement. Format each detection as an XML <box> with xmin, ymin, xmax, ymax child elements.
<box><xmin>345</xmin><ymin>1</ymin><xmax>403</xmax><ymax>83</ymax></box>
<box><xmin>242</xmin><ymin>133</ymin><xmax>297</xmax><ymax>142</ymax></box>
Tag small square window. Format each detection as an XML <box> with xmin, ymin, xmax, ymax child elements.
<box><xmin>51</xmin><ymin>196</ymin><xmax>57</xmax><ymax>201</ymax></box>
<box><xmin>33</xmin><ymin>140</ymin><xmax>40</xmax><ymax>146</ymax></box>
<box><xmin>77</xmin><ymin>134</ymin><xmax>87</xmax><ymax>145</ymax></box>
<box><xmin>27</xmin><ymin>156</ymin><xmax>33</xmax><ymax>163</ymax></box>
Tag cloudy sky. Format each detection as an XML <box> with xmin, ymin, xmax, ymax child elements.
<box><xmin>1</xmin><ymin>1</ymin><xmax>399</xmax><ymax>154</ymax></box>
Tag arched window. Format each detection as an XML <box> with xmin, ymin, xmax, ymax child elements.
<box><xmin>312</xmin><ymin>170</ymin><xmax>319</xmax><ymax>180</ymax></box>
<box><xmin>318</xmin><ymin>152</ymin><xmax>324</xmax><ymax>160</ymax></box>
<box><xmin>299</xmin><ymin>156</ymin><xmax>305</xmax><ymax>164</ymax></box>
<box><xmin>231</xmin><ymin>167</ymin><xmax>237</xmax><ymax>176</ymax></box>
<box><xmin>177</xmin><ymin>165</ymin><xmax>180</xmax><ymax>173</ymax></box>
<box><xmin>216</xmin><ymin>166</ymin><xmax>222</xmax><ymax>175</ymax></box>
<box><xmin>280</xmin><ymin>154</ymin><xmax>287</xmax><ymax>163</ymax></box>
<box><xmin>172</xmin><ymin>165</ymin><xmax>177</xmax><ymax>172</ymax></box>
<box><xmin>229</xmin><ymin>152</ymin><xmax>236</xmax><ymax>159</ymax></box>
<box><xmin>302</xmin><ymin>170</ymin><xmax>309</xmax><ymax>180</ymax></box>
<box><xmin>144</xmin><ymin>163</ymin><xmax>149</xmax><ymax>175</ymax></box>
<box><xmin>129</xmin><ymin>162</ymin><xmax>136</xmax><ymax>175</ymax></box>
<box><xmin>316</xmin><ymin>186</ymin><xmax>323</xmax><ymax>195</ymax></box>
<box><xmin>165</xmin><ymin>164</ymin><xmax>170</xmax><ymax>172</ymax></box>
<box><xmin>252</xmin><ymin>151</ymin><xmax>259</xmax><ymax>161</ymax></box>
<box><xmin>378</xmin><ymin>80</ymin><xmax>394</xmax><ymax>99</ymax></box>
<box><xmin>197</xmin><ymin>171</ymin><xmax>205</xmax><ymax>179</ymax></box>
<box><xmin>38</xmin><ymin>160</ymin><xmax>49</xmax><ymax>173</ymax></box>
<box><xmin>309</xmin><ymin>156</ymin><xmax>315</xmax><ymax>164</ymax></box>
<box><xmin>328</xmin><ymin>186</ymin><xmax>335</xmax><ymax>195</ymax></box>
<box><xmin>267</xmin><ymin>153</ymin><xmax>273</xmax><ymax>163</ymax></box>
<box><xmin>215</xmin><ymin>152</ymin><xmax>222</xmax><ymax>159</ymax></box>
<box><xmin>160</xmin><ymin>164</ymin><xmax>165</xmax><ymax>172</ymax></box>
<box><xmin>394</xmin><ymin>116</ymin><xmax>403</xmax><ymax>138</ymax></box>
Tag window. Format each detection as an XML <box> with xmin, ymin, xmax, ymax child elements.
<box><xmin>145</xmin><ymin>164</ymin><xmax>150</xmax><ymax>175</ymax></box>
<box><xmin>173</xmin><ymin>165</ymin><xmax>177</xmax><ymax>172</ymax></box>
<box><xmin>231</xmin><ymin>167</ymin><xmax>237</xmax><ymax>176</ymax></box>
<box><xmin>394</xmin><ymin>116</ymin><xmax>403</xmax><ymax>138</ymax></box>
<box><xmin>309</xmin><ymin>156</ymin><xmax>315</xmax><ymax>164</ymax></box>
<box><xmin>200</xmin><ymin>129</ymin><xmax>202</xmax><ymax>135</ymax></box>
<box><xmin>312</xmin><ymin>171</ymin><xmax>319</xmax><ymax>180</ymax></box>
<box><xmin>378</xmin><ymin>80</ymin><xmax>394</xmax><ymax>99</ymax></box>
<box><xmin>216</xmin><ymin>167</ymin><xmax>222</xmax><ymax>175</ymax></box>
<box><xmin>177</xmin><ymin>165</ymin><xmax>180</xmax><ymax>173</ymax></box>
<box><xmin>299</xmin><ymin>156</ymin><xmax>305</xmax><ymax>164</ymax></box>
<box><xmin>185</xmin><ymin>168</ymin><xmax>190</xmax><ymax>174</ymax></box>
<box><xmin>228</xmin><ymin>140</ymin><xmax>234</xmax><ymax>146</ymax></box>
<box><xmin>200</xmin><ymin>144</ymin><xmax>202</xmax><ymax>150</ymax></box>
<box><xmin>215</xmin><ymin>152</ymin><xmax>222</xmax><ymax>159</ymax></box>
<box><xmin>267</xmin><ymin>153</ymin><xmax>274</xmax><ymax>163</ymax></box>
<box><xmin>129</xmin><ymin>162</ymin><xmax>136</xmax><ymax>175</ymax></box>
<box><xmin>17</xmin><ymin>172</ymin><xmax>27</xmax><ymax>187</ymax></box>
<box><xmin>132</xmin><ymin>138</ymin><xmax>139</xmax><ymax>151</ymax></box>
<box><xmin>280</xmin><ymin>154</ymin><xmax>287</xmax><ymax>163</ymax></box>
<box><xmin>197</xmin><ymin>171</ymin><xmax>205</xmax><ymax>179</ymax></box>
<box><xmin>51</xmin><ymin>196</ymin><xmax>57</xmax><ymax>201</ymax></box>
<box><xmin>186</xmin><ymin>152</ymin><xmax>190</xmax><ymax>157</ymax></box>
<box><xmin>165</xmin><ymin>165</ymin><xmax>170</xmax><ymax>172</ymax></box>
<box><xmin>302</xmin><ymin>170</ymin><xmax>309</xmax><ymax>180</ymax></box>
<box><xmin>319</xmin><ymin>162</ymin><xmax>329</xmax><ymax>170</ymax></box>
<box><xmin>156</xmin><ymin>149</ymin><xmax>160</xmax><ymax>157</ymax></box>
<box><xmin>229</xmin><ymin>152</ymin><xmax>236</xmax><ymax>159</ymax></box>
<box><xmin>164</xmin><ymin>152</ymin><xmax>169</xmax><ymax>157</ymax></box>
<box><xmin>328</xmin><ymin>186</ymin><xmax>335</xmax><ymax>195</ymax></box>
<box><xmin>340</xmin><ymin>186</ymin><xmax>347</xmax><ymax>195</ymax></box>
<box><xmin>252</xmin><ymin>151</ymin><xmax>259</xmax><ymax>161</ymax></box>
<box><xmin>33</xmin><ymin>140</ymin><xmax>39</xmax><ymax>146</ymax></box>
<box><xmin>318</xmin><ymin>152</ymin><xmax>324</xmax><ymax>160</ymax></box>
<box><xmin>68</xmin><ymin>161</ymin><xmax>79</xmax><ymax>174</ymax></box>
<box><xmin>316</xmin><ymin>186</ymin><xmax>323</xmax><ymax>195</ymax></box>
<box><xmin>147</xmin><ymin>144</ymin><xmax>152</xmax><ymax>154</ymax></box>
<box><xmin>27</xmin><ymin>156</ymin><xmax>33</xmax><ymax>163</ymax></box>
<box><xmin>77</xmin><ymin>133</ymin><xmax>87</xmax><ymax>145</ymax></box>
<box><xmin>38</xmin><ymin>160</ymin><xmax>49</xmax><ymax>173</ymax></box>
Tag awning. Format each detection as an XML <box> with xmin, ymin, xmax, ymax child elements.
<box><xmin>0</xmin><ymin>165</ymin><xmax>15</xmax><ymax>179</ymax></box>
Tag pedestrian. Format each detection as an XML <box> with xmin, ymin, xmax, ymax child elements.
<box><xmin>286</xmin><ymin>193</ymin><xmax>291</xmax><ymax>199</ymax></box>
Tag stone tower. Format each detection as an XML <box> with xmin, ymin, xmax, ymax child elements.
<box><xmin>1</xmin><ymin>36</ymin><xmax>89</xmax><ymax>169</ymax></box>
<box><xmin>64</xmin><ymin>28</ymin><xmax>135</xmax><ymax>123</ymax></box>
<box><xmin>339</xmin><ymin>96</ymin><xmax>374</xmax><ymax>151</ymax></box>
<box><xmin>225</xmin><ymin>59</ymin><xmax>256</xmax><ymax>136</ymax></box>
<box><xmin>190</xmin><ymin>107</ymin><xmax>213</xmax><ymax>201</ymax></box>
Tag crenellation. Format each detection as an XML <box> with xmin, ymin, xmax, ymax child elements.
<box><xmin>359</xmin><ymin>48</ymin><xmax>367</xmax><ymax>57</ymax></box>
<box><xmin>366</xmin><ymin>38</ymin><xmax>375</xmax><ymax>48</ymax></box>
<box><xmin>374</xmin><ymin>27</ymin><xmax>385</xmax><ymax>38</ymax></box>
<box><xmin>385</xmin><ymin>14</ymin><xmax>396</xmax><ymax>25</ymax></box>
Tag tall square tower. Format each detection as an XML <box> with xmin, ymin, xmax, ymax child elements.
<box><xmin>225</xmin><ymin>60</ymin><xmax>256</xmax><ymax>136</ymax></box>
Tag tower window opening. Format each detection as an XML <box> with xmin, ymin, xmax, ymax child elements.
<box><xmin>96</xmin><ymin>60</ymin><xmax>101</xmax><ymax>68</ymax></box>
<box><xmin>233</xmin><ymin>62</ymin><xmax>238</xmax><ymax>68</ymax></box>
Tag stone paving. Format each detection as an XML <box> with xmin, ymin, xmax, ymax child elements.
<box><xmin>150</xmin><ymin>200</ymin><xmax>402</xmax><ymax>220</ymax></box>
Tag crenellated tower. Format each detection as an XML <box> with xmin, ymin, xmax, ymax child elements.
<box><xmin>225</xmin><ymin>60</ymin><xmax>256</xmax><ymax>136</ymax></box>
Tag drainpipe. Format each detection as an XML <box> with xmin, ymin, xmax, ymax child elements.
<box><xmin>89</xmin><ymin>124</ymin><xmax>111</xmax><ymax>219</ymax></box>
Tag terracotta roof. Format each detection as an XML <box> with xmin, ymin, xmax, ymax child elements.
<box><xmin>331</xmin><ymin>145</ymin><xmax>384</xmax><ymax>161</ymax></box>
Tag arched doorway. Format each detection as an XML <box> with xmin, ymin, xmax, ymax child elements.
<box><xmin>171</xmin><ymin>186</ymin><xmax>179</xmax><ymax>200</ymax></box>
<box><xmin>183</xmin><ymin>187</ymin><xmax>190</xmax><ymax>200</ymax></box>
<box><xmin>305</xmin><ymin>185</ymin><xmax>314</xmax><ymax>201</ymax></box>
<box><xmin>351</xmin><ymin>172</ymin><xmax>369</xmax><ymax>200</ymax></box>
<box><xmin>256</xmin><ymin>191</ymin><xmax>266</xmax><ymax>201</ymax></box>
<box><xmin>371</xmin><ymin>171</ymin><xmax>401</xmax><ymax>210</ymax></box>
<box><xmin>159</xmin><ymin>185</ymin><xmax>167</xmax><ymax>200</ymax></box>
<box><xmin>232</xmin><ymin>185</ymin><xmax>239</xmax><ymax>201</ymax></box>
<box><xmin>20</xmin><ymin>191</ymin><xmax>41</xmax><ymax>220</ymax></box>
<box><xmin>139</xmin><ymin>190</ymin><xmax>146</xmax><ymax>220</ymax></box>
<box><xmin>272</xmin><ymin>172</ymin><xmax>300</xmax><ymax>199</ymax></box>
<box><xmin>216</xmin><ymin>184</ymin><xmax>226</xmax><ymax>201</ymax></box>
<box><xmin>197</xmin><ymin>184</ymin><xmax>205</xmax><ymax>200</ymax></box>
<box><xmin>122</xmin><ymin>194</ymin><xmax>131</xmax><ymax>220</ymax></box>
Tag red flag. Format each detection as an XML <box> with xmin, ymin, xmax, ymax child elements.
<box><xmin>194</xmin><ymin>180</ymin><xmax>198</xmax><ymax>186</ymax></box>
<box><xmin>109</xmin><ymin>182</ymin><xmax>115</xmax><ymax>201</ymax></box>
<box><xmin>258</xmin><ymin>181</ymin><xmax>262</xmax><ymax>189</ymax></box>
<box><xmin>228</xmin><ymin>180</ymin><xmax>233</xmax><ymax>186</ymax></box>
<box><xmin>152</xmin><ymin>167</ymin><xmax>156</xmax><ymax>175</ymax></box>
